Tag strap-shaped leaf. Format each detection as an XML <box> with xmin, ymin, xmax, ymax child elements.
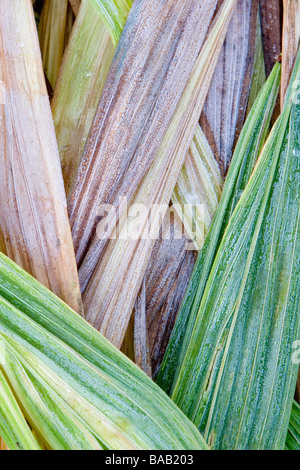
<box><xmin>281</xmin><ymin>0</ymin><xmax>300</xmax><ymax>109</ymax></box>
<box><xmin>0</xmin><ymin>253</ymin><xmax>207</xmax><ymax>450</ymax></box>
<box><xmin>169</xmin><ymin>49</ymin><xmax>300</xmax><ymax>449</ymax></box>
<box><xmin>89</xmin><ymin>0</ymin><xmax>131</xmax><ymax>45</ymax></box>
<box><xmin>200</xmin><ymin>0</ymin><xmax>258</xmax><ymax>176</ymax></box>
<box><xmin>38</xmin><ymin>0</ymin><xmax>69</xmax><ymax>88</ymax></box>
<box><xmin>157</xmin><ymin>62</ymin><xmax>281</xmax><ymax>395</ymax></box>
<box><xmin>52</xmin><ymin>1</ymin><xmax>116</xmax><ymax>195</ymax></box>
<box><xmin>0</xmin><ymin>0</ymin><xmax>82</xmax><ymax>314</ymax></box>
<box><xmin>0</xmin><ymin>367</ymin><xmax>40</xmax><ymax>450</ymax></box>
<box><xmin>286</xmin><ymin>401</ymin><xmax>300</xmax><ymax>450</ymax></box>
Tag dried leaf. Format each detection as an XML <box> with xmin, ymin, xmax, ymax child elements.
<box><xmin>89</xmin><ymin>0</ymin><xmax>132</xmax><ymax>45</ymax></box>
<box><xmin>200</xmin><ymin>0</ymin><xmax>258</xmax><ymax>177</ymax></box>
<box><xmin>0</xmin><ymin>368</ymin><xmax>40</xmax><ymax>450</ymax></box>
<box><xmin>38</xmin><ymin>0</ymin><xmax>69</xmax><ymax>89</ymax></box>
<box><xmin>260</xmin><ymin>0</ymin><xmax>282</xmax><ymax>76</ymax></box>
<box><xmin>69</xmin><ymin>0</ymin><xmax>81</xmax><ymax>16</ymax></box>
<box><xmin>70</xmin><ymin>0</ymin><xmax>220</xmax><ymax>290</ymax></box>
<box><xmin>81</xmin><ymin>0</ymin><xmax>238</xmax><ymax>348</ymax></box>
<box><xmin>0</xmin><ymin>438</ymin><xmax>8</xmax><ymax>450</ymax></box>
<box><xmin>281</xmin><ymin>0</ymin><xmax>300</xmax><ymax>109</ymax></box>
<box><xmin>172</xmin><ymin>126</ymin><xmax>223</xmax><ymax>250</ymax></box>
<box><xmin>246</xmin><ymin>8</ymin><xmax>266</xmax><ymax>114</ymax></box>
<box><xmin>64</xmin><ymin>4</ymin><xmax>75</xmax><ymax>51</ymax></box>
<box><xmin>133</xmin><ymin>279</ymin><xmax>152</xmax><ymax>377</ymax></box>
<box><xmin>0</xmin><ymin>0</ymin><xmax>82</xmax><ymax>314</ymax></box>
<box><xmin>145</xmin><ymin>213</ymin><xmax>197</xmax><ymax>377</ymax></box>
<box><xmin>52</xmin><ymin>0</ymin><xmax>115</xmax><ymax>195</ymax></box>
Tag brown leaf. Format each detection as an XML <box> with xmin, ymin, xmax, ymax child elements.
<box><xmin>144</xmin><ymin>212</ymin><xmax>197</xmax><ymax>377</ymax></box>
<box><xmin>0</xmin><ymin>229</ymin><xmax>6</xmax><ymax>256</ymax></box>
<box><xmin>133</xmin><ymin>279</ymin><xmax>152</xmax><ymax>377</ymax></box>
<box><xmin>200</xmin><ymin>0</ymin><xmax>258</xmax><ymax>177</ymax></box>
<box><xmin>38</xmin><ymin>0</ymin><xmax>69</xmax><ymax>89</ymax></box>
<box><xmin>281</xmin><ymin>0</ymin><xmax>300</xmax><ymax>109</ymax></box>
<box><xmin>0</xmin><ymin>0</ymin><xmax>82</xmax><ymax>314</ymax></box>
<box><xmin>69</xmin><ymin>0</ymin><xmax>220</xmax><ymax>277</ymax></box>
<box><xmin>69</xmin><ymin>0</ymin><xmax>80</xmax><ymax>16</ymax></box>
<box><xmin>81</xmin><ymin>0</ymin><xmax>238</xmax><ymax>347</ymax></box>
<box><xmin>260</xmin><ymin>0</ymin><xmax>282</xmax><ymax>76</ymax></box>
<box><xmin>0</xmin><ymin>438</ymin><xmax>8</xmax><ymax>450</ymax></box>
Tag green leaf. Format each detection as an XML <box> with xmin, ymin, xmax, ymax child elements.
<box><xmin>286</xmin><ymin>401</ymin><xmax>300</xmax><ymax>450</ymax></box>
<box><xmin>157</xmin><ymin>62</ymin><xmax>281</xmax><ymax>395</ymax></box>
<box><xmin>88</xmin><ymin>0</ymin><xmax>132</xmax><ymax>45</ymax></box>
<box><xmin>0</xmin><ymin>253</ymin><xmax>207</xmax><ymax>450</ymax></box>
<box><xmin>52</xmin><ymin>1</ymin><xmax>116</xmax><ymax>195</ymax></box>
<box><xmin>1</xmin><ymin>341</ymin><xmax>103</xmax><ymax>450</ymax></box>
<box><xmin>172</xmin><ymin>126</ymin><xmax>223</xmax><ymax>250</ymax></box>
<box><xmin>0</xmin><ymin>367</ymin><xmax>40</xmax><ymax>450</ymax></box>
<box><xmin>246</xmin><ymin>9</ymin><xmax>266</xmax><ymax>115</ymax></box>
<box><xmin>167</xmin><ymin>49</ymin><xmax>300</xmax><ymax>449</ymax></box>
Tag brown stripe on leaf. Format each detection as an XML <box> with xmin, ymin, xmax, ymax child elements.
<box><xmin>133</xmin><ymin>279</ymin><xmax>152</xmax><ymax>378</ymax></box>
<box><xmin>0</xmin><ymin>438</ymin><xmax>8</xmax><ymax>450</ymax></box>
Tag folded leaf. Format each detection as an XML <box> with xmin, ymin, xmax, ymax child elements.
<box><xmin>69</xmin><ymin>0</ymin><xmax>81</xmax><ymax>16</ymax></box>
<box><xmin>172</xmin><ymin>126</ymin><xmax>223</xmax><ymax>250</ymax></box>
<box><xmin>260</xmin><ymin>0</ymin><xmax>282</xmax><ymax>77</ymax></box>
<box><xmin>145</xmin><ymin>128</ymin><xmax>222</xmax><ymax>375</ymax></box>
<box><xmin>281</xmin><ymin>1</ymin><xmax>300</xmax><ymax>402</ymax></box>
<box><xmin>69</xmin><ymin>0</ymin><xmax>220</xmax><ymax>278</ymax></box>
<box><xmin>246</xmin><ymin>8</ymin><xmax>266</xmax><ymax>114</ymax></box>
<box><xmin>1</xmin><ymin>340</ymin><xmax>103</xmax><ymax>450</ymax></box>
<box><xmin>0</xmin><ymin>439</ymin><xmax>8</xmax><ymax>450</ymax></box>
<box><xmin>133</xmin><ymin>279</ymin><xmax>152</xmax><ymax>377</ymax></box>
